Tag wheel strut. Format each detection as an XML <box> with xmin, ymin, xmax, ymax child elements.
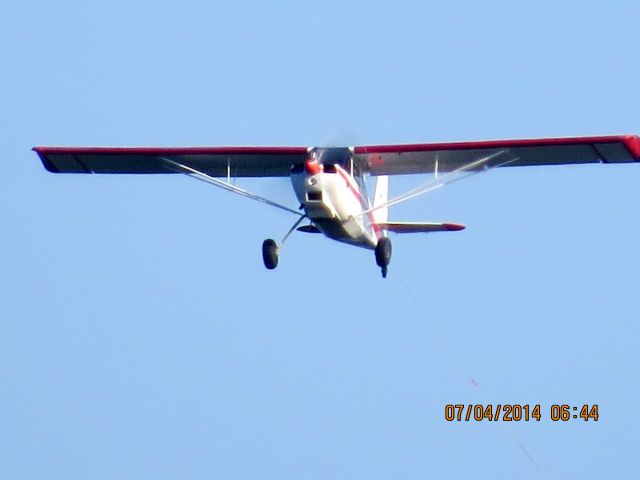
<box><xmin>261</xmin><ymin>216</ymin><xmax>307</xmax><ymax>271</ymax></box>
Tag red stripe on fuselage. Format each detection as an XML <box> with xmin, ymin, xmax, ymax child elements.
<box><xmin>334</xmin><ymin>165</ymin><xmax>382</xmax><ymax>240</ymax></box>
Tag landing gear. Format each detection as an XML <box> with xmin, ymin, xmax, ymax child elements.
<box><xmin>261</xmin><ymin>215</ymin><xmax>307</xmax><ymax>271</ymax></box>
<box><xmin>262</xmin><ymin>239</ymin><xmax>279</xmax><ymax>270</ymax></box>
<box><xmin>375</xmin><ymin>237</ymin><xmax>392</xmax><ymax>278</ymax></box>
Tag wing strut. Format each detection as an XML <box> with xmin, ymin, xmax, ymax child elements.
<box><xmin>162</xmin><ymin>158</ymin><xmax>303</xmax><ymax>216</ymax></box>
<box><xmin>360</xmin><ymin>149</ymin><xmax>519</xmax><ymax>216</ymax></box>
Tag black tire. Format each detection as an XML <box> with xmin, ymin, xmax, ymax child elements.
<box><xmin>375</xmin><ymin>237</ymin><xmax>392</xmax><ymax>268</ymax></box>
<box><xmin>262</xmin><ymin>239</ymin><xmax>279</xmax><ymax>270</ymax></box>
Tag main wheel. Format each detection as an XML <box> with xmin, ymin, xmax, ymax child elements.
<box><xmin>375</xmin><ymin>237</ymin><xmax>392</xmax><ymax>276</ymax></box>
<box><xmin>262</xmin><ymin>239</ymin><xmax>279</xmax><ymax>270</ymax></box>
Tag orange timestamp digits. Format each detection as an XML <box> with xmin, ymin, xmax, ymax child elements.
<box><xmin>444</xmin><ymin>404</ymin><xmax>599</xmax><ymax>422</ymax></box>
<box><xmin>550</xmin><ymin>404</ymin><xmax>599</xmax><ymax>421</ymax></box>
<box><xmin>444</xmin><ymin>404</ymin><xmax>542</xmax><ymax>422</ymax></box>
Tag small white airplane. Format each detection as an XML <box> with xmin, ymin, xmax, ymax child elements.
<box><xmin>34</xmin><ymin>134</ymin><xmax>640</xmax><ymax>277</ymax></box>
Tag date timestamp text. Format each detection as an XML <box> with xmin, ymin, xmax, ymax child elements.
<box><xmin>444</xmin><ymin>404</ymin><xmax>599</xmax><ymax>422</ymax></box>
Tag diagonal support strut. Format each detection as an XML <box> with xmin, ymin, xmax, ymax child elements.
<box><xmin>161</xmin><ymin>158</ymin><xmax>303</xmax><ymax>217</ymax></box>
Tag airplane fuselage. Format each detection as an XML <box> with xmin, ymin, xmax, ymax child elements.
<box><xmin>290</xmin><ymin>155</ymin><xmax>381</xmax><ymax>250</ymax></box>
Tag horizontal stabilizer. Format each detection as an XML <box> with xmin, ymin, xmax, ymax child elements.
<box><xmin>376</xmin><ymin>222</ymin><xmax>465</xmax><ymax>233</ymax></box>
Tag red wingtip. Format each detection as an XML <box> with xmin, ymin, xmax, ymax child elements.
<box><xmin>444</xmin><ymin>223</ymin><xmax>466</xmax><ymax>231</ymax></box>
<box><xmin>624</xmin><ymin>135</ymin><xmax>640</xmax><ymax>160</ymax></box>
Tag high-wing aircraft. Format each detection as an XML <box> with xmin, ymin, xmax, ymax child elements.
<box><xmin>34</xmin><ymin>135</ymin><xmax>640</xmax><ymax>277</ymax></box>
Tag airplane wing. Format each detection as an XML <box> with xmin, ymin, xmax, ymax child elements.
<box><xmin>354</xmin><ymin>135</ymin><xmax>640</xmax><ymax>175</ymax></box>
<box><xmin>33</xmin><ymin>146</ymin><xmax>310</xmax><ymax>177</ymax></box>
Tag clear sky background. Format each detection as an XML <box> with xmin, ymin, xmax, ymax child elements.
<box><xmin>2</xmin><ymin>1</ymin><xmax>640</xmax><ymax>478</ymax></box>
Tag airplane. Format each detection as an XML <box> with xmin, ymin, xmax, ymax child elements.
<box><xmin>33</xmin><ymin>134</ymin><xmax>640</xmax><ymax>277</ymax></box>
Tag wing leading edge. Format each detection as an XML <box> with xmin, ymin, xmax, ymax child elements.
<box><xmin>354</xmin><ymin>135</ymin><xmax>640</xmax><ymax>175</ymax></box>
<box><xmin>34</xmin><ymin>135</ymin><xmax>640</xmax><ymax>178</ymax></box>
<box><xmin>33</xmin><ymin>146</ymin><xmax>310</xmax><ymax>178</ymax></box>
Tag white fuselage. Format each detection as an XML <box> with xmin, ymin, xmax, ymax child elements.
<box><xmin>290</xmin><ymin>163</ymin><xmax>380</xmax><ymax>249</ymax></box>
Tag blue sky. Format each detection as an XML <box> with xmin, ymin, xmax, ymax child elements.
<box><xmin>2</xmin><ymin>1</ymin><xmax>640</xmax><ymax>478</ymax></box>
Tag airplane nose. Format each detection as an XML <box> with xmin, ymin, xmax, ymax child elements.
<box><xmin>304</xmin><ymin>158</ymin><xmax>321</xmax><ymax>175</ymax></box>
